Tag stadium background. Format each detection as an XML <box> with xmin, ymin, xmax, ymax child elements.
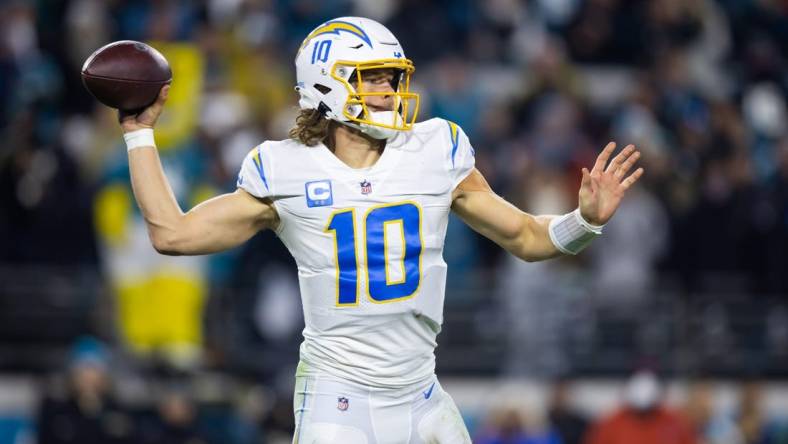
<box><xmin>1</xmin><ymin>0</ymin><xmax>787</xmax><ymax>442</ymax></box>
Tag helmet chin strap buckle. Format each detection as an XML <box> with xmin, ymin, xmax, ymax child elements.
<box><xmin>317</xmin><ymin>102</ymin><xmax>332</xmax><ymax>117</ymax></box>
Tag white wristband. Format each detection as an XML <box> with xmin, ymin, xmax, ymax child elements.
<box><xmin>548</xmin><ymin>208</ymin><xmax>605</xmax><ymax>255</ymax></box>
<box><xmin>123</xmin><ymin>128</ymin><xmax>155</xmax><ymax>151</ymax></box>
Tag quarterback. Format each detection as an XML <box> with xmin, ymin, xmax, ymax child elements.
<box><xmin>118</xmin><ymin>17</ymin><xmax>643</xmax><ymax>444</ymax></box>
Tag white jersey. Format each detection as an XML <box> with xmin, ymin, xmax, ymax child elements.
<box><xmin>236</xmin><ymin>118</ymin><xmax>475</xmax><ymax>388</ymax></box>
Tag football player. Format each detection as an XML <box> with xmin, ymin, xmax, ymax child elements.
<box><xmin>119</xmin><ymin>17</ymin><xmax>643</xmax><ymax>444</ymax></box>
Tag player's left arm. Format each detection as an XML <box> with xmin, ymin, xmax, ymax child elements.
<box><xmin>451</xmin><ymin>142</ymin><xmax>643</xmax><ymax>262</ymax></box>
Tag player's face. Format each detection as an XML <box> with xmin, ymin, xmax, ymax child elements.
<box><xmin>350</xmin><ymin>68</ymin><xmax>397</xmax><ymax>112</ymax></box>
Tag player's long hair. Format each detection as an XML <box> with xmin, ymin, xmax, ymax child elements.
<box><xmin>289</xmin><ymin>108</ymin><xmax>332</xmax><ymax>147</ymax></box>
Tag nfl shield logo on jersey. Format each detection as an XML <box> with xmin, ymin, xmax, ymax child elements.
<box><xmin>360</xmin><ymin>180</ymin><xmax>372</xmax><ymax>195</ymax></box>
<box><xmin>337</xmin><ymin>396</ymin><xmax>349</xmax><ymax>411</ymax></box>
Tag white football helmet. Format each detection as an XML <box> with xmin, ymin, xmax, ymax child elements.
<box><xmin>295</xmin><ymin>17</ymin><xmax>420</xmax><ymax>139</ymax></box>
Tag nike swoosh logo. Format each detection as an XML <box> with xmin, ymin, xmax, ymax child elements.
<box><xmin>423</xmin><ymin>382</ymin><xmax>436</xmax><ymax>399</ymax></box>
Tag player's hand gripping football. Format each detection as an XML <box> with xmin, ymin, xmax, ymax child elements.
<box><xmin>578</xmin><ymin>142</ymin><xmax>644</xmax><ymax>226</ymax></box>
<box><xmin>119</xmin><ymin>85</ymin><xmax>169</xmax><ymax>133</ymax></box>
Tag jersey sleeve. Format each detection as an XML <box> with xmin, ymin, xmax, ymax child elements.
<box><xmin>236</xmin><ymin>143</ymin><xmax>274</xmax><ymax>199</ymax></box>
<box><xmin>445</xmin><ymin>120</ymin><xmax>476</xmax><ymax>188</ymax></box>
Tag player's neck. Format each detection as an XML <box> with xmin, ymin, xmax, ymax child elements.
<box><xmin>329</xmin><ymin>124</ymin><xmax>385</xmax><ymax>169</ymax></box>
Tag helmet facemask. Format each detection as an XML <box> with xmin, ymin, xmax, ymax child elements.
<box><xmin>332</xmin><ymin>59</ymin><xmax>419</xmax><ymax>139</ymax></box>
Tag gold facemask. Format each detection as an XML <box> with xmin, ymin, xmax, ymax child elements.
<box><xmin>331</xmin><ymin>58</ymin><xmax>420</xmax><ymax>131</ymax></box>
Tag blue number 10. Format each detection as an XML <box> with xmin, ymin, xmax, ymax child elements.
<box><xmin>311</xmin><ymin>40</ymin><xmax>332</xmax><ymax>64</ymax></box>
<box><xmin>326</xmin><ymin>202</ymin><xmax>422</xmax><ymax>306</ymax></box>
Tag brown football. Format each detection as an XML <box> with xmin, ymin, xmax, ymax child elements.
<box><xmin>81</xmin><ymin>40</ymin><xmax>172</xmax><ymax>111</ymax></box>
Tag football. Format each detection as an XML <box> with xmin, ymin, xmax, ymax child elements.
<box><xmin>81</xmin><ymin>40</ymin><xmax>172</xmax><ymax>111</ymax></box>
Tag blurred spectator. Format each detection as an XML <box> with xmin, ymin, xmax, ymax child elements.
<box><xmin>588</xmin><ymin>184</ymin><xmax>669</xmax><ymax>308</ymax></box>
<box><xmin>735</xmin><ymin>381</ymin><xmax>788</xmax><ymax>444</ymax></box>
<box><xmin>428</xmin><ymin>54</ymin><xmax>483</xmax><ymax>138</ymax></box>
<box><xmin>476</xmin><ymin>406</ymin><xmax>562</xmax><ymax>444</ymax></box>
<box><xmin>142</xmin><ymin>389</ymin><xmax>207</xmax><ymax>444</ymax></box>
<box><xmin>583</xmin><ymin>371</ymin><xmax>698</xmax><ymax>444</ymax></box>
<box><xmin>765</xmin><ymin>137</ymin><xmax>788</xmax><ymax>293</ymax></box>
<box><xmin>682</xmin><ymin>381</ymin><xmax>744</xmax><ymax>444</ymax></box>
<box><xmin>37</xmin><ymin>337</ymin><xmax>135</xmax><ymax>444</ymax></box>
<box><xmin>496</xmin><ymin>167</ymin><xmax>594</xmax><ymax>377</ymax></box>
<box><xmin>0</xmin><ymin>110</ymin><xmax>99</xmax><ymax>265</ymax></box>
<box><xmin>563</xmin><ymin>0</ymin><xmax>646</xmax><ymax>65</ymax></box>
<box><xmin>227</xmin><ymin>385</ymin><xmax>271</xmax><ymax>444</ymax></box>
<box><xmin>93</xmin><ymin>40</ymin><xmax>212</xmax><ymax>369</ymax></box>
<box><xmin>548</xmin><ymin>380</ymin><xmax>589</xmax><ymax>444</ymax></box>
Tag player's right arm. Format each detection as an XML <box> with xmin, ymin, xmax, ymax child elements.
<box><xmin>120</xmin><ymin>86</ymin><xmax>277</xmax><ymax>256</ymax></box>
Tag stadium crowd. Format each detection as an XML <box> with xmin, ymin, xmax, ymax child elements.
<box><xmin>29</xmin><ymin>341</ymin><xmax>788</xmax><ymax>444</ymax></box>
<box><xmin>0</xmin><ymin>0</ymin><xmax>787</xmax><ymax>442</ymax></box>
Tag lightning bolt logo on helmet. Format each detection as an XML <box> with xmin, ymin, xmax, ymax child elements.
<box><xmin>300</xmin><ymin>20</ymin><xmax>373</xmax><ymax>50</ymax></box>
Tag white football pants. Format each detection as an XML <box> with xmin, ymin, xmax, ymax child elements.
<box><xmin>291</xmin><ymin>374</ymin><xmax>471</xmax><ymax>444</ymax></box>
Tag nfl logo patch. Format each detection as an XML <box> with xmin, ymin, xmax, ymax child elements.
<box><xmin>360</xmin><ymin>180</ymin><xmax>372</xmax><ymax>195</ymax></box>
<box><xmin>337</xmin><ymin>396</ymin><xmax>349</xmax><ymax>411</ymax></box>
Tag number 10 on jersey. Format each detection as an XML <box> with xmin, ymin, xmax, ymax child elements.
<box><xmin>326</xmin><ymin>202</ymin><xmax>422</xmax><ymax>305</ymax></box>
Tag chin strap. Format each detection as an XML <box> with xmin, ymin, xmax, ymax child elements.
<box><xmin>333</xmin><ymin>111</ymin><xmax>402</xmax><ymax>141</ymax></box>
<box><xmin>359</xmin><ymin>111</ymin><xmax>403</xmax><ymax>140</ymax></box>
